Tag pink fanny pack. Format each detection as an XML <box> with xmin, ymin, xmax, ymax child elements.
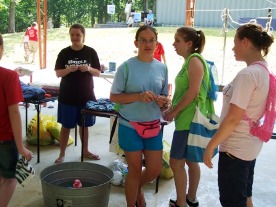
<box><xmin>129</xmin><ymin>120</ymin><xmax>161</xmax><ymax>139</ymax></box>
<box><xmin>119</xmin><ymin>114</ymin><xmax>161</xmax><ymax>138</ymax></box>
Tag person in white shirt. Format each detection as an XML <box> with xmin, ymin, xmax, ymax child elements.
<box><xmin>204</xmin><ymin>23</ymin><xmax>274</xmax><ymax>207</ymax></box>
<box><xmin>125</xmin><ymin>1</ymin><xmax>132</xmax><ymax>23</ymax></box>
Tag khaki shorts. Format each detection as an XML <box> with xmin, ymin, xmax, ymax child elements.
<box><xmin>28</xmin><ymin>40</ymin><xmax>38</xmax><ymax>53</ymax></box>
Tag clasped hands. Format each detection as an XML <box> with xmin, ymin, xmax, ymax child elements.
<box><xmin>140</xmin><ymin>91</ymin><xmax>171</xmax><ymax>109</ymax></box>
<box><xmin>69</xmin><ymin>64</ymin><xmax>90</xmax><ymax>73</ymax></box>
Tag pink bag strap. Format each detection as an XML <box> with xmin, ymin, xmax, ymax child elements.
<box><xmin>242</xmin><ymin>62</ymin><xmax>269</xmax><ymax>123</ymax></box>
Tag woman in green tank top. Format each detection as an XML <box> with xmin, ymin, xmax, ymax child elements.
<box><xmin>163</xmin><ymin>27</ymin><xmax>208</xmax><ymax>207</ymax></box>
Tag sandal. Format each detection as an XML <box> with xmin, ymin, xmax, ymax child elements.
<box><xmin>54</xmin><ymin>156</ymin><xmax>64</xmax><ymax>165</ymax></box>
<box><xmin>83</xmin><ymin>153</ymin><xmax>100</xmax><ymax>160</ymax></box>
<box><xmin>169</xmin><ymin>199</ymin><xmax>180</xmax><ymax>207</ymax></box>
<box><xmin>135</xmin><ymin>201</ymin><xmax>147</xmax><ymax>207</ymax></box>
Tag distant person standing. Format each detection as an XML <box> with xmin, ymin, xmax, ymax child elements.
<box><xmin>21</xmin><ymin>27</ymin><xmax>30</xmax><ymax>62</ymax></box>
<box><xmin>25</xmin><ymin>22</ymin><xmax>38</xmax><ymax>63</ymax></box>
<box><xmin>125</xmin><ymin>0</ymin><xmax>132</xmax><ymax>23</ymax></box>
<box><xmin>154</xmin><ymin>42</ymin><xmax>166</xmax><ymax>64</ymax></box>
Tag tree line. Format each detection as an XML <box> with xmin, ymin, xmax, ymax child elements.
<box><xmin>0</xmin><ymin>0</ymin><xmax>156</xmax><ymax>34</ymax></box>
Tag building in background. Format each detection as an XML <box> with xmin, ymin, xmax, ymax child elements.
<box><xmin>156</xmin><ymin>0</ymin><xmax>276</xmax><ymax>29</ymax></box>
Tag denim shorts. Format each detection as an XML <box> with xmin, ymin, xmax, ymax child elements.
<box><xmin>170</xmin><ymin>130</ymin><xmax>189</xmax><ymax>160</ymax></box>
<box><xmin>218</xmin><ymin>152</ymin><xmax>256</xmax><ymax>207</ymax></box>
<box><xmin>0</xmin><ymin>140</ymin><xmax>18</xmax><ymax>179</ymax></box>
<box><xmin>57</xmin><ymin>102</ymin><xmax>96</xmax><ymax>128</ymax></box>
<box><xmin>118</xmin><ymin>124</ymin><xmax>163</xmax><ymax>151</ymax></box>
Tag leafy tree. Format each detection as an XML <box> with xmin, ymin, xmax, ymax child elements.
<box><xmin>48</xmin><ymin>0</ymin><xmax>65</xmax><ymax>28</ymax></box>
<box><xmin>0</xmin><ymin>0</ymin><xmax>156</xmax><ymax>34</ymax></box>
<box><xmin>0</xmin><ymin>0</ymin><xmax>9</xmax><ymax>33</ymax></box>
<box><xmin>15</xmin><ymin>0</ymin><xmax>36</xmax><ymax>32</ymax></box>
<box><xmin>8</xmin><ymin>0</ymin><xmax>15</xmax><ymax>33</ymax></box>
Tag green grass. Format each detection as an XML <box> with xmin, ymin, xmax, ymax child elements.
<box><xmin>2</xmin><ymin>32</ymin><xmax>24</xmax><ymax>54</ymax></box>
<box><xmin>46</xmin><ymin>28</ymin><xmax>70</xmax><ymax>40</ymax></box>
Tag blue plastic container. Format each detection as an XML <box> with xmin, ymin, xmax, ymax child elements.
<box><xmin>109</xmin><ymin>62</ymin><xmax>116</xmax><ymax>72</ymax></box>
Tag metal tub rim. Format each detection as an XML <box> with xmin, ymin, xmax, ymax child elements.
<box><xmin>40</xmin><ymin>162</ymin><xmax>113</xmax><ymax>190</ymax></box>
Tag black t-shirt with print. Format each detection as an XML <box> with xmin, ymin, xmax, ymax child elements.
<box><xmin>55</xmin><ymin>45</ymin><xmax>100</xmax><ymax>105</ymax></box>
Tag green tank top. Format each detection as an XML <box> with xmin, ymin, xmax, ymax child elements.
<box><xmin>172</xmin><ymin>53</ymin><xmax>211</xmax><ymax>130</ymax></box>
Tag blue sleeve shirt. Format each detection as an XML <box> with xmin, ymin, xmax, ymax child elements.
<box><xmin>111</xmin><ymin>57</ymin><xmax>168</xmax><ymax>127</ymax></box>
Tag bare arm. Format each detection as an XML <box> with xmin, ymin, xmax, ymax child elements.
<box><xmin>203</xmin><ymin>103</ymin><xmax>244</xmax><ymax>168</ymax></box>
<box><xmin>8</xmin><ymin>104</ymin><xmax>33</xmax><ymax>161</ymax></box>
<box><xmin>110</xmin><ymin>91</ymin><xmax>157</xmax><ymax>104</ymax></box>
<box><xmin>163</xmin><ymin>57</ymin><xmax>204</xmax><ymax>121</ymax></box>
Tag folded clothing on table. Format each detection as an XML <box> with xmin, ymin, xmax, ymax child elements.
<box><xmin>21</xmin><ymin>81</ymin><xmax>45</xmax><ymax>101</ymax></box>
<box><xmin>86</xmin><ymin>98</ymin><xmax>115</xmax><ymax>112</ymax></box>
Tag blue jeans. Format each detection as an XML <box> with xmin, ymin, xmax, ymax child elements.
<box><xmin>170</xmin><ymin>130</ymin><xmax>189</xmax><ymax>160</ymax></box>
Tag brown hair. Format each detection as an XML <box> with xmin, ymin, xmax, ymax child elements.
<box><xmin>135</xmin><ymin>25</ymin><xmax>158</xmax><ymax>41</ymax></box>
<box><xmin>69</xmin><ymin>23</ymin><xmax>86</xmax><ymax>42</ymax></box>
<box><xmin>176</xmin><ymin>27</ymin><xmax>205</xmax><ymax>54</ymax></box>
<box><xmin>236</xmin><ymin>23</ymin><xmax>274</xmax><ymax>57</ymax></box>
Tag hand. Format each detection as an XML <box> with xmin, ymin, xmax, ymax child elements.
<box><xmin>139</xmin><ymin>91</ymin><xmax>157</xmax><ymax>103</ymax></box>
<box><xmin>18</xmin><ymin>147</ymin><xmax>33</xmax><ymax>161</ymax></box>
<box><xmin>79</xmin><ymin>64</ymin><xmax>90</xmax><ymax>72</ymax></box>
<box><xmin>14</xmin><ymin>67</ymin><xmax>24</xmax><ymax>76</ymax></box>
<box><xmin>163</xmin><ymin>109</ymin><xmax>176</xmax><ymax>122</ymax></box>
<box><xmin>69</xmin><ymin>65</ymin><xmax>79</xmax><ymax>73</ymax></box>
<box><xmin>203</xmin><ymin>144</ymin><xmax>215</xmax><ymax>169</ymax></box>
<box><xmin>156</xmin><ymin>95</ymin><xmax>169</xmax><ymax>108</ymax></box>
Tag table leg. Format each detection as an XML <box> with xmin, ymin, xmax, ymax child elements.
<box><xmin>155</xmin><ymin>176</ymin><xmax>160</xmax><ymax>193</ymax></box>
<box><xmin>155</xmin><ymin>123</ymin><xmax>166</xmax><ymax>193</ymax></box>
<box><xmin>25</xmin><ymin>102</ymin><xmax>28</xmax><ymax>137</ymax></box>
<box><xmin>75</xmin><ymin>126</ymin><xmax>77</xmax><ymax>146</ymax></box>
<box><xmin>104</xmin><ymin>78</ymin><xmax>113</xmax><ymax>84</ymax></box>
<box><xmin>35</xmin><ymin>104</ymin><xmax>40</xmax><ymax>163</ymax></box>
<box><xmin>81</xmin><ymin>116</ymin><xmax>85</xmax><ymax>162</ymax></box>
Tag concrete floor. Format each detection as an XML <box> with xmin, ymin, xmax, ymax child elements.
<box><xmin>9</xmin><ymin>72</ymin><xmax>276</xmax><ymax>207</ymax></box>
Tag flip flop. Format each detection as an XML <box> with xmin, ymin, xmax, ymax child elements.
<box><xmin>54</xmin><ymin>157</ymin><xmax>64</xmax><ymax>165</ymax></box>
<box><xmin>83</xmin><ymin>153</ymin><xmax>100</xmax><ymax>160</ymax></box>
<box><xmin>169</xmin><ymin>199</ymin><xmax>180</xmax><ymax>207</ymax></box>
<box><xmin>135</xmin><ymin>201</ymin><xmax>147</xmax><ymax>207</ymax></box>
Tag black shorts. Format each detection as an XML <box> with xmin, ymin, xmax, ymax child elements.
<box><xmin>218</xmin><ymin>152</ymin><xmax>256</xmax><ymax>207</ymax></box>
<box><xmin>0</xmin><ymin>140</ymin><xmax>18</xmax><ymax>179</ymax></box>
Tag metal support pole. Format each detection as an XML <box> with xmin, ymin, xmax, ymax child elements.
<box><xmin>36</xmin><ymin>0</ymin><xmax>48</xmax><ymax>69</ymax></box>
<box><xmin>266</xmin><ymin>8</ymin><xmax>272</xmax><ymax>32</ymax></box>
<box><xmin>185</xmin><ymin>0</ymin><xmax>195</xmax><ymax>27</ymax></box>
<box><xmin>221</xmin><ymin>8</ymin><xmax>229</xmax><ymax>85</ymax></box>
